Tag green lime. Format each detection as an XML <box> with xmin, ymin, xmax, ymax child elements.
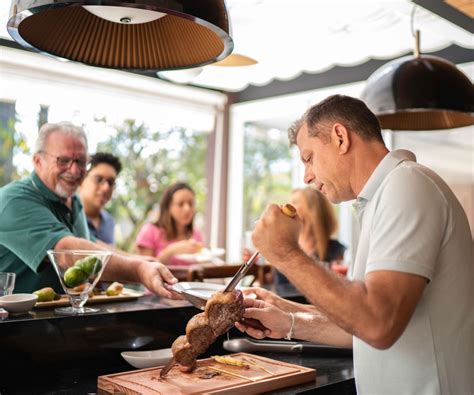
<box><xmin>75</xmin><ymin>256</ymin><xmax>102</xmax><ymax>275</ymax></box>
<box><xmin>63</xmin><ymin>266</ymin><xmax>88</xmax><ymax>288</ymax></box>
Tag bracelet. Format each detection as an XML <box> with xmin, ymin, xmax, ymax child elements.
<box><xmin>285</xmin><ymin>312</ymin><xmax>295</xmax><ymax>341</ymax></box>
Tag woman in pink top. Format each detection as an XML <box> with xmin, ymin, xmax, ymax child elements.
<box><xmin>136</xmin><ymin>182</ymin><xmax>203</xmax><ymax>266</ymax></box>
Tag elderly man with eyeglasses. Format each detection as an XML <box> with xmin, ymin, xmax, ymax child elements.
<box><xmin>0</xmin><ymin>122</ymin><xmax>178</xmax><ymax>296</ymax></box>
<box><xmin>79</xmin><ymin>152</ymin><xmax>121</xmax><ymax>245</ymax></box>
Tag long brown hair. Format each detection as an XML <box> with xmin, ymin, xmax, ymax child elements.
<box><xmin>154</xmin><ymin>182</ymin><xmax>195</xmax><ymax>240</ymax></box>
<box><xmin>292</xmin><ymin>187</ymin><xmax>338</xmax><ymax>261</ymax></box>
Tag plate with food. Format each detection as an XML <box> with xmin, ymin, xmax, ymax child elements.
<box><xmin>34</xmin><ymin>282</ymin><xmax>144</xmax><ymax>308</ymax></box>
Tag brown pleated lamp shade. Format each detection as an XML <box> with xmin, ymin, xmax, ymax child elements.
<box><xmin>361</xmin><ymin>55</ymin><xmax>474</xmax><ymax>131</ymax></box>
<box><xmin>7</xmin><ymin>0</ymin><xmax>233</xmax><ymax>70</ymax></box>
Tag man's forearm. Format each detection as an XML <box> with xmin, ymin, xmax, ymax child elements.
<box><xmin>278</xmin><ymin>250</ymin><xmax>371</xmax><ymax>338</ymax></box>
<box><xmin>275</xmin><ymin>297</ymin><xmax>320</xmax><ymax>314</ymax></box>
<box><xmin>292</xmin><ymin>311</ymin><xmax>353</xmax><ymax>348</ymax></box>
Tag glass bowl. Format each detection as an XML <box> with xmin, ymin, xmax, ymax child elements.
<box><xmin>47</xmin><ymin>250</ymin><xmax>112</xmax><ymax>315</ymax></box>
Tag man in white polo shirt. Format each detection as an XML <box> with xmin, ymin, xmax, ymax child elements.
<box><xmin>235</xmin><ymin>95</ymin><xmax>473</xmax><ymax>394</ymax></box>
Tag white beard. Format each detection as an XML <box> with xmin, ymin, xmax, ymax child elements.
<box><xmin>55</xmin><ymin>179</ymin><xmax>78</xmax><ymax>199</ymax></box>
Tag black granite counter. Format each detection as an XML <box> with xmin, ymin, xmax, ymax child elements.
<box><xmin>0</xmin><ymin>284</ymin><xmax>354</xmax><ymax>394</ymax></box>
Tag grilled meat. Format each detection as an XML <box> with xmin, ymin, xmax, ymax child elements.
<box><xmin>185</xmin><ymin>312</ymin><xmax>215</xmax><ymax>354</ymax></box>
<box><xmin>171</xmin><ymin>335</ymin><xmax>196</xmax><ymax>372</ymax></box>
<box><xmin>168</xmin><ymin>290</ymin><xmax>244</xmax><ymax>373</ymax></box>
<box><xmin>206</xmin><ymin>290</ymin><xmax>245</xmax><ymax>335</ymax></box>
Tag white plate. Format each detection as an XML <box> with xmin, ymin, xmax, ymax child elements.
<box><xmin>121</xmin><ymin>348</ymin><xmax>173</xmax><ymax>369</ymax></box>
<box><xmin>171</xmin><ymin>282</ymin><xmax>253</xmax><ymax>301</ymax></box>
<box><xmin>0</xmin><ymin>293</ymin><xmax>38</xmax><ymax>313</ymax></box>
<box><xmin>171</xmin><ymin>282</ymin><xmax>225</xmax><ymax>300</ymax></box>
<box><xmin>176</xmin><ymin>248</ymin><xmax>225</xmax><ymax>263</ymax></box>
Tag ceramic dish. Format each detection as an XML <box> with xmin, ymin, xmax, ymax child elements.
<box><xmin>176</xmin><ymin>248</ymin><xmax>225</xmax><ymax>263</ymax></box>
<box><xmin>0</xmin><ymin>293</ymin><xmax>38</xmax><ymax>313</ymax></box>
<box><xmin>121</xmin><ymin>348</ymin><xmax>173</xmax><ymax>369</ymax></box>
<box><xmin>171</xmin><ymin>282</ymin><xmax>225</xmax><ymax>301</ymax></box>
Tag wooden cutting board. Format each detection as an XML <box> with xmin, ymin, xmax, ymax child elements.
<box><xmin>98</xmin><ymin>352</ymin><xmax>316</xmax><ymax>394</ymax></box>
<box><xmin>35</xmin><ymin>289</ymin><xmax>144</xmax><ymax>308</ymax></box>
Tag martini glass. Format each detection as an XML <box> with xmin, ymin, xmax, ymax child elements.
<box><xmin>47</xmin><ymin>250</ymin><xmax>112</xmax><ymax>315</ymax></box>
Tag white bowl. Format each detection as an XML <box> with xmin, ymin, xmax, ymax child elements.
<box><xmin>121</xmin><ymin>348</ymin><xmax>173</xmax><ymax>369</ymax></box>
<box><xmin>0</xmin><ymin>293</ymin><xmax>38</xmax><ymax>313</ymax></box>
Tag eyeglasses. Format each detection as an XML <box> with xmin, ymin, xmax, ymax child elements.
<box><xmin>90</xmin><ymin>174</ymin><xmax>116</xmax><ymax>188</ymax></box>
<box><xmin>40</xmin><ymin>151</ymin><xmax>88</xmax><ymax>170</ymax></box>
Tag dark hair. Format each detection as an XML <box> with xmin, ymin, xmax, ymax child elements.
<box><xmin>288</xmin><ymin>95</ymin><xmax>384</xmax><ymax>144</ymax></box>
<box><xmin>155</xmin><ymin>182</ymin><xmax>195</xmax><ymax>240</ymax></box>
<box><xmin>88</xmin><ymin>152</ymin><xmax>122</xmax><ymax>174</ymax></box>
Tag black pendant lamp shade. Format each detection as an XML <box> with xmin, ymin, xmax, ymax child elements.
<box><xmin>361</xmin><ymin>54</ymin><xmax>474</xmax><ymax>131</ymax></box>
<box><xmin>7</xmin><ymin>0</ymin><xmax>233</xmax><ymax>71</ymax></box>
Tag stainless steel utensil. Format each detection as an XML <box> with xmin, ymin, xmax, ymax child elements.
<box><xmin>224</xmin><ymin>203</ymin><xmax>297</xmax><ymax>293</ymax></box>
<box><xmin>173</xmin><ymin>289</ymin><xmax>207</xmax><ymax>310</ymax></box>
<box><xmin>169</xmin><ymin>282</ymin><xmax>215</xmax><ymax>310</ymax></box>
<box><xmin>223</xmin><ymin>251</ymin><xmax>260</xmax><ymax>292</ymax></box>
<box><xmin>223</xmin><ymin>338</ymin><xmax>352</xmax><ymax>356</ymax></box>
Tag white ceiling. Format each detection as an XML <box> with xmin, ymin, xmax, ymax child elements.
<box><xmin>191</xmin><ymin>0</ymin><xmax>474</xmax><ymax>91</ymax></box>
<box><xmin>1</xmin><ymin>1</ymin><xmax>472</xmax><ymax>92</ymax></box>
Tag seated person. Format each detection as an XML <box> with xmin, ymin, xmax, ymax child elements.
<box><xmin>244</xmin><ymin>187</ymin><xmax>346</xmax><ymax>284</ymax></box>
<box><xmin>0</xmin><ymin>122</ymin><xmax>177</xmax><ymax>295</ymax></box>
<box><xmin>79</xmin><ymin>152</ymin><xmax>122</xmax><ymax>245</ymax></box>
<box><xmin>289</xmin><ymin>187</ymin><xmax>346</xmax><ymax>263</ymax></box>
<box><xmin>135</xmin><ymin>182</ymin><xmax>203</xmax><ymax>266</ymax></box>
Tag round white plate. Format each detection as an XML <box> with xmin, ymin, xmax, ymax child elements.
<box><xmin>121</xmin><ymin>348</ymin><xmax>173</xmax><ymax>369</ymax></box>
<box><xmin>176</xmin><ymin>248</ymin><xmax>225</xmax><ymax>263</ymax></box>
<box><xmin>171</xmin><ymin>282</ymin><xmax>225</xmax><ymax>300</ymax></box>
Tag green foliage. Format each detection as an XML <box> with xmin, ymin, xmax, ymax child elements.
<box><xmin>243</xmin><ymin>124</ymin><xmax>292</xmax><ymax>233</ymax></box>
<box><xmin>0</xmin><ymin>117</ymin><xmax>30</xmax><ymax>186</ymax></box>
<box><xmin>97</xmin><ymin>119</ymin><xmax>207</xmax><ymax>251</ymax></box>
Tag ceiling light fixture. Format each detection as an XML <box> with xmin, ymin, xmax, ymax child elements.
<box><xmin>7</xmin><ymin>0</ymin><xmax>233</xmax><ymax>71</ymax></box>
<box><xmin>157</xmin><ymin>67</ymin><xmax>204</xmax><ymax>84</ymax></box>
<box><xmin>157</xmin><ymin>54</ymin><xmax>258</xmax><ymax>84</ymax></box>
<box><xmin>361</xmin><ymin>7</ymin><xmax>473</xmax><ymax>131</ymax></box>
<box><xmin>212</xmin><ymin>53</ymin><xmax>257</xmax><ymax>67</ymax></box>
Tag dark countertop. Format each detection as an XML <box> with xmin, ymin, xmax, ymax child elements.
<box><xmin>0</xmin><ymin>284</ymin><xmax>354</xmax><ymax>394</ymax></box>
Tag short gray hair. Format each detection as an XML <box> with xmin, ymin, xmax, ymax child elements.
<box><xmin>34</xmin><ymin>122</ymin><xmax>88</xmax><ymax>154</ymax></box>
<box><xmin>288</xmin><ymin>95</ymin><xmax>383</xmax><ymax>145</ymax></box>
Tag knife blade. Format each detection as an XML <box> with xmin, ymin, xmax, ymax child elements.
<box><xmin>223</xmin><ymin>250</ymin><xmax>260</xmax><ymax>292</ymax></box>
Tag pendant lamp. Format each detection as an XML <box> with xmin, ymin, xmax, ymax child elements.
<box><xmin>361</xmin><ymin>30</ymin><xmax>474</xmax><ymax>131</ymax></box>
<box><xmin>7</xmin><ymin>0</ymin><xmax>233</xmax><ymax>71</ymax></box>
<box><xmin>157</xmin><ymin>53</ymin><xmax>257</xmax><ymax>84</ymax></box>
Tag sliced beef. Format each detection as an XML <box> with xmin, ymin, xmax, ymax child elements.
<box><xmin>206</xmin><ymin>290</ymin><xmax>245</xmax><ymax>335</ymax></box>
<box><xmin>168</xmin><ymin>289</ymin><xmax>244</xmax><ymax>374</ymax></box>
<box><xmin>185</xmin><ymin>312</ymin><xmax>215</xmax><ymax>354</ymax></box>
<box><xmin>171</xmin><ymin>335</ymin><xmax>196</xmax><ymax>371</ymax></box>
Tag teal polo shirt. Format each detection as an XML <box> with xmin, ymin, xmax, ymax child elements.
<box><xmin>0</xmin><ymin>171</ymin><xmax>90</xmax><ymax>293</ymax></box>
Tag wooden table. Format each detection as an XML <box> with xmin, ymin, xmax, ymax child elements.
<box><xmin>168</xmin><ymin>262</ymin><xmax>272</xmax><ymax>285</ymax></box>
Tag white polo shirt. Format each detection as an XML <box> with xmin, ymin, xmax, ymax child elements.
<box><xmin>352</xmin><ymin>150</ymin><xmax>474</xmax><ymax>395</ymax></box>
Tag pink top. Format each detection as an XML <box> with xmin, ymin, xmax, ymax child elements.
<box><xmin>135</xmin><ymin>223</ymin><xmax>203</xmax><ymax>266</ymax></box>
